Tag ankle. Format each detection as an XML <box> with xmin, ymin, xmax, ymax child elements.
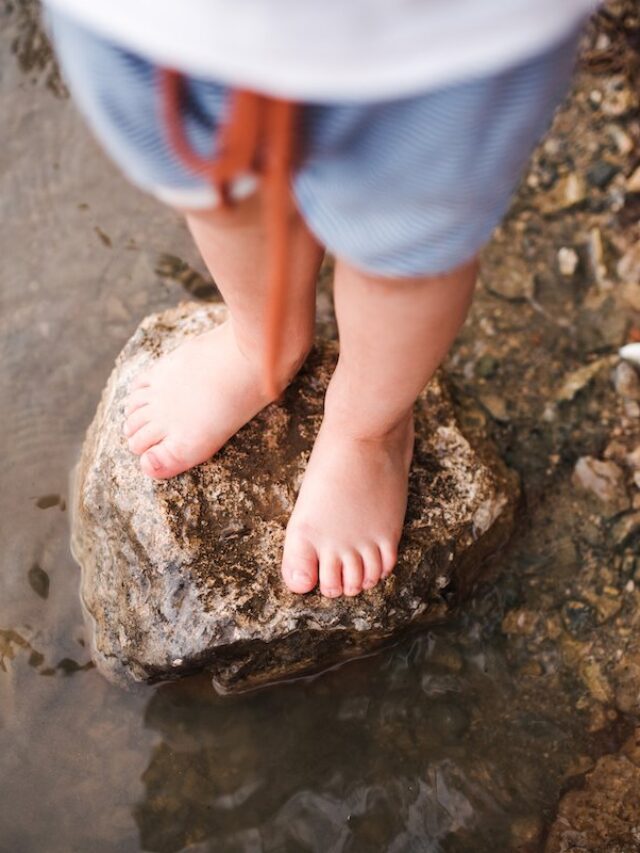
<box><xmin>229</xmin><ymin>320</ymin><xmax>313</xmax><ymax>398</ymax></box>
<box><xmin>323</xmin><ymin>382</ymin><xmax>415</xmax><ymax>444</ymax></box>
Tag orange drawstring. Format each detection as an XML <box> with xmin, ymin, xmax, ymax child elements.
<box><xmin>159</xmin><ymin>70</ymin><xmax>296</xmax><ymax>399</ymax></box>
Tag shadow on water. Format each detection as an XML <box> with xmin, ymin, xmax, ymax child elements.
<box><xmin>132</xmin><ymin>596</ymin><xmax>583</xmax><ymax>853</ymax></box>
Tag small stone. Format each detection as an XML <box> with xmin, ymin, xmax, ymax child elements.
<box><xmin>478</xmin><ymin>392</ymin><xmax>509</xmax><ymax>423</ymax></box>
<box><xmin>627</xmin><ymin>447</ymin><xmax>640</xmax><ymax>472</ymax></box>
<box><xmin>620</xmin><ymin>343</ymin><xmax>640</xmax><ymax>368</ymax></box>
<box><xmin>475</xmin><ymin>354</ymin><xmax>498</xmax><ymax>379</ymax></box>
<box><xmin>586</xmin><ymin>159</ymin><xmax>619</xmax><ymax>189</ymax></box>
<box><xmin>562</xmin><ymin>600</ymin><xmax>597</xmax><ymax>637</ymax></box>
<box><xmin>614</xmin><ymin>652</ymin><xmax>640</xmax><ymax>713</ymax></box>
<box><xmin>510</xmin><ymin>815</ymin><xmax>543</xmax><ymax>846</ymax></box>
<box><xmin>593</xmin><ymin>594</ymin><xmax>622</xmax><ymax>625</ymax></box>
<box><xmin>627</xmin><ymin>165</ymin><xmax>640</xmax><ymax>194</ymax></box>
<box><xmin>579</xmin><ymin>659</ymin><xmax>613</xmax><ymax>704</ymax></box>
<box><xmin>502</xmin><ymin>608</ymin><xmax>539</xmax><ymax>637</ymax></box>
<box><xmin>558</xmin><ymin>246</ymin><xmax>579</xmax><ymax>277</ymax></box>
<box><xmin>614</xmin><ymin>361</ymin><xmax>640</xmax><ymax>400</ymax></box>
<box><xmin>612</xmin><ymin>512</ymin><xmax>640</xmax><ymax>549</ymax></box>
<box><xmin>589</xmin><ymin>89</ymin><xmax>603</xmax><ymax>107</ymax></box>
<box><xmin>609</xmin><ymin>124</ymin><xmax>633</xmax><ymax>156</ymax></box>
<box><xmin>27</xmin><ymin>563</ymin><xmax>50</xmax><ymax>599</ymax></box>
<box><xmin>619</xmin><ymin>282</ymin><xmax>640</xmax><ymax>312</ymax></box>
<box><xmin>486</xmin><ymin>268</ymin><xmax>535</xmax><ymax>301</ymax></box>
<box><xmin>520</xmin><ymin>660</ymin><xmax>543</xmax><ymax>677</ymax></box>
<box><xmin>588</xmin><ymin>227</ymin><xmax>609</xmax><ymax>289</ymax></box>
<box><xmin>601</xmin><ymin>77</ymin><xmax>637</xmax><ymax>117</ymax></box>
<box><xmin>617</xmin><ymin>243</ymin><xmax>640</xmax><ymax>283</ymax></box>
<box><xmin>555</xmin><ymin>357</ymin><xmax>615</xmax><ymax>403</ymax></box>
<box><xmin>573</xmin><ymin>457</ymin><xmax>630</xmax><ymax>517</ymax></box>
<box><xmin>541</xmin><ymin>172</ymin><xmax>587</xmax><ymax>213</ymax></box>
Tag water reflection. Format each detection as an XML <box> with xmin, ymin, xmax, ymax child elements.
<box><xmin>133</xmin><ymin>622</ymin><xmax>563</xmax><ymax>852</ymax></box>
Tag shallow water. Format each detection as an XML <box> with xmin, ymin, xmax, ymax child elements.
<box><xmin>0</xmin><ymin>5</ymin><xmax>621</xmax><ymax>852</ymax></box>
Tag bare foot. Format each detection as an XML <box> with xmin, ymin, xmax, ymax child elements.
<box><xmin>123</xmin><ymin>322</ymin><xmax>278</xmax><ymax>478</ymax></box>
<box><xmin>281</xmin><ymin>412</ymin><xmax>414</xmax><ymax>597</ymax></box>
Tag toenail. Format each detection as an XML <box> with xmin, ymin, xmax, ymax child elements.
<box><xmin>323</xmin><ymin>587</ymin><xmax>341</xmax><ymax>597</ymax></box>
<box><xmin>293</xmin><ymin>569</ymin><xmax>311</xmax><ymax>582</ymax></box>
<box><xmin>145</xmin><ymin>451</ymin><xmax>161</xmax><ymax>471</ymax></box>
<box><xmin>362</xmin><ymin>580</ymin><xmax>375</xmax><ymax>589</ymax></box>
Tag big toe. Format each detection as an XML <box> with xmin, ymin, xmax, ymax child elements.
<box><xmin>140</xmin><ymin>440</ymin><xmax>189</xmax><ymax>480</ymax></box>
<box><xmin>282</xmin><ymin>528</ymin><xmax>319</xmax><ymax>594</ymax></box>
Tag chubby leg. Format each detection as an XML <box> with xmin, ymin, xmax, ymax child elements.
<box><xmin>124</xmin><ymin>192</ymin><xmax>324</xmax><ymax>478</ymax></box>
<box><xmin>282</xmin><ymin>255</ymin><xmax>478</xmax><ymax>597</ymax></box>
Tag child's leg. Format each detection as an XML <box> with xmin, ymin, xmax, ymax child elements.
<box><xmin>124</xmin><ymin>192</ymin><xmax>323</xmax><ymax>478</ymax></box>
<box><xmin>281</xmin><ymin>255</ymin><xmax>477</xmax><ymax>596</ymax></box>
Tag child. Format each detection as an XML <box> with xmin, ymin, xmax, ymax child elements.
<box><xmin>44</xmin><ymin>0</ymin><xmax>595</xmax><ymax>598</ymax></box>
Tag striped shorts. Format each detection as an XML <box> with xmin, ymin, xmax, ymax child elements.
<box><xmin>47</xmin><ymin>9</ymin><xmax>581</xmax><ymax>277</ymax></box>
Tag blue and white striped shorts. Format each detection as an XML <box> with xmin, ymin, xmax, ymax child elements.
<box><xmin>47</xmin><ymin>10</ymin><xmax>581</xmax><ymax>277</ymax></box>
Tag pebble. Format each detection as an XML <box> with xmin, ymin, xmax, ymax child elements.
<box><xmin>608</xmin><ymin>123</ymin><xmax>633</xmax><ymax>156</ymax></box>
<box><xmin>502</xmin><ymin>608</ymin><xmax>539</xmax><ymax>636</ymax></box>
<box><xmin>587</xmin><ymin>159</ymin><xmax>619</xmax><ymax>189</ymax></box>
<box><xmin>27</xmin><ymin>563</ymin><xmax>50</xmax><ymax>599</ymax></box>
<box><xmin>614</xmin><ymin>361</ymin><xmax>640</xmax><ymax>400</ymax></box>
<box><xmin>617</xmin><ymin>243</ymin><xmax>640</xmax><ymax>283</ymax></box>
<box><xmin>511</xmin><ymin>815</ymin><xmax>543</xmax><ymax>846</ymax></box>
<box><xmin>612</xmin><ymin>512</ymin><xmax>640</xmax><ymax>548</ymax></box>
<box><xmin>486</xmin><ymin>269</ymin><xmax>535</xmax><ymax>301</ymax></box>
<box><xmin>478</xmin><ymin>392</ymin><xmax>509</xmax><ymax>423</ymax></box>
<box><xmin>601</xmin><ymin>77</ymin><xmax>637</xmax><ymax>117</ymax></box>
<box><xmin>627</xmin><ymin>165</ymin><xmax>640</xmax><ymax>194</ymax></box>
<box><xmin>620</xmin><ymin>282</ymin><xmax>640</xmax><ymax>312</ymax></box>
<box><xmin>558</xmin><ymin>247</ymin><xmax>579</xmax><ymax>277</ymax></box>
<box><xmin>542</xmin><ymin>172</ymin><xmax>587</xmax><ymax>213</ymax></box>
<box><xmin>579</xmin><ymin>659</ymin><xmax>613</xmax><ymax>704</ymax></box>
<box><xmin>475</xmin><ymin>354</ymin><xmax>498</xmax><ymax>379</ymax></box>
<box><xmin>588</xmin><ymin>227</ymin><xmax>608</xmax><ymax>288</ymax></box>
<box><xmin>555</xmin><ymin>357</ymin><xmax>614</xmax><ymax>403</ymax></box>
<box><xmin>573</xmin><ymin>456</ymin><xmax>630</xmax><ymax>517</ymax></box>
<box><xmin>620</xmin><ymin>343</ymin><xmax>640</xmax><ymax>367</ymax></box>
<box><xmin>562</xmin><ymin>600</ymin><xmax>597</xmax><ymax>637</ymax></box>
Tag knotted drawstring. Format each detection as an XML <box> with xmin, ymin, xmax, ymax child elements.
<box><xmin>159</xmin><ymin>70</ymin><xmax>297</xmax><ymax>399</ymax></box>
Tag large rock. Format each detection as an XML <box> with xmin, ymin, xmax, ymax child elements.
<box><xmin>72</xmin><ymin>302</ymin><xmax>519</xmax><ymax>693</ymax></box>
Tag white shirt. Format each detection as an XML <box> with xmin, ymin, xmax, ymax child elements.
<box><xmin>46</xmin><ymin>0</ymin><xmax>596</xmax><ymax>101</ymax></box>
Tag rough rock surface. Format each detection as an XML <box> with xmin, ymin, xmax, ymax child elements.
<box><xmin>545</xmin><ymin>729</ymin><xmax>640</xmax><ymax>853</ymax></box>
<box><xmin>72</xmin><ymin>302</ymin><xmax>519</xmax><ymax>692</ymax></box>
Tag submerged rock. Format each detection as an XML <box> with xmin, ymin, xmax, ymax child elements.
<box><xmin>72</xmin><ymin>302</ymin><xmax>519</xmax><ymax>693</ymax></box>
<box><xmin>545</xmin><ymin>729</ymin><xmax>640</xmax><ymax>853</ymax></box>
<box><xmin>572</xmin><ymin>456</ymin><xmax>630</xmax><ymax>517</ymax></box>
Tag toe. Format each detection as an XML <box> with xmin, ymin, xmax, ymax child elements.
<box><xmin>361</xmin><ymin>543</ymin><xmax>383</xmax><ymax>590</ymax></box>
<box><xmin>379</xmin><ymin>539</ymin><xmax>398</xmax><ymax>578</ymax></box>
<box><xmin>124</xmin><ymin>388</ymin><xmax>151</xmax><ymax>416</ymax></box>
<box><xmin>139</xmin><ymin>439</ymin><xmax>189</xmax><ymax>479</ymax></box>
<box><xmin>281</xmin><ymin>528</ymin><xmax>319</xmax><ymax>594</ymax></box>
<box><xmin>342</xmin><ymin>551</ymin><xmax>364</xmax><ymax>597</ymax></box>
<box><xmin>127</xmin><ymin>422</ymin><xmax>165</xmax><ymax>456</ymax></box>
<box><xmin>123</xmin><ymin>407</ymin><xmax>151</xmax><ymax>438</ymax></box>
<box><xmin>319</xmin><ymin>552</ymin><xmax>343</xmax><ymax>598</ymax></box>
